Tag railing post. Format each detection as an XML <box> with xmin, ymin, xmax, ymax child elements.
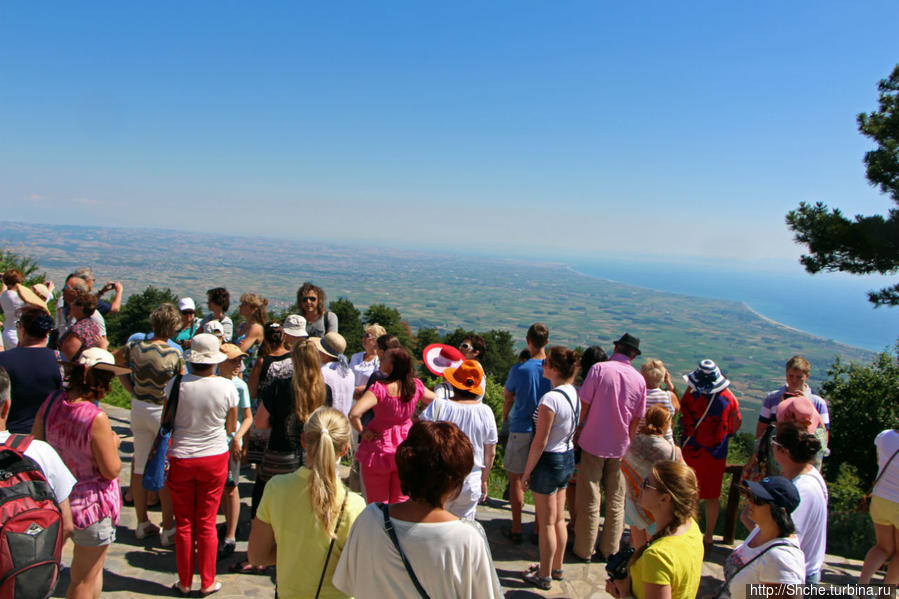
<box><xmin>723</xmin><ymin>464</ymin><xmax>744</xmax><ymax>545</ymax></box>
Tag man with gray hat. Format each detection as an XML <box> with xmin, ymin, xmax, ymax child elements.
<box><xmin>573</xmin><ymin>333</ymin><xmax>646</xmax><ymax>562</ymax></box>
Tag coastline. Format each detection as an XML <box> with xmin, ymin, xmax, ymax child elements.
<box><xmin>565</xmin><ymin>264</ymin><xmax>875</xmax><ymax>356</ymax></box>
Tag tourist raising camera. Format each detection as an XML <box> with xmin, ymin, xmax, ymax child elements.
<box><xmin>333</xmin><ymin>420</ymin><xmax>503</xmax><ymax>599</ymax></box>
<box><xmin>605</xmin><ymin>460</ymin><xmax>703</xmax><ymax>599</ymax></box>
<box><xmin>249</xmin><ymin>407</ymin><xmax>365</xmax><ymax>599</ymax></box>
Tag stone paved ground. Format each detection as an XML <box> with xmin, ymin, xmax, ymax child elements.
<box><xmin>52</xmin><ymin>404</ymin><xmax>869</xmax><ymax>598</ymax></box>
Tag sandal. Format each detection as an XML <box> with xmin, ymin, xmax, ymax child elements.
<box><xmin>199</xmin><ymin>582</ymin><xmax>222</xmax><ymax>597</ymax></box>
<box><xmin>522</xmin><ymin>570</ymin><xmax>552</xmax><ymax>591</ymax></box>
<box><xmin>501</xmin><ymin>527</ymin><xmax>523</xmax><ymax>544</ymax></box>
<box><xmin>170</xmin><ymin>582</ymin><xmax>191</xmax><ymax>597</ymax></box>
<box><xmin>526</xmin><ymin>563</ymin><xmax>563</xmax><ymax>580</ymax></box>
<box><xmin>228</xmin><ymin>560</ymin><xmax>267</xmax><ymax>575</ymax></box>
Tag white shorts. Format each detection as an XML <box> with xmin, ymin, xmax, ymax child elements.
<box><xmin>131</xmin><ymin>399</ymin><xmax>163</xmax><ymax>476</ymax></box>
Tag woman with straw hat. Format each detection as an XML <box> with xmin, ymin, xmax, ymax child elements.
<box><xmin>33</xmin><ymin>347</ymin><xmax>130</xmax><ymax>599</ymax></box>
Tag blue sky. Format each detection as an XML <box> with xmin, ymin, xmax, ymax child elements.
<box><xmin>2</xmin><ymin>1</ymin><xmax>898</xmax><ymax>269</ymax></box>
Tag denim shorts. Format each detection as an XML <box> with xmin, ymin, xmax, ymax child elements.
<box><xmin>529</xmin><ymin>450</ymin><xmax>575</xmax><ymax>495</ymax></box>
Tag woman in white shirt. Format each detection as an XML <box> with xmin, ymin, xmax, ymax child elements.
<box><xmin>720</xmin><ymin>476</ymin><xmax>805</xmax><ymax>599</ymax></box>
<box><xmin>520</xmin><ymin>346</ymin><xmax>580</xmax><ymax>591</ymax></box>
<box><xmin>349</xmin><ymin>323</ymin><xmax>385</xmax><ymax>391</ymax></box>
<box><xmin>420</xmin><ymin>359</ymin><xmax>497</xmax><ymax>520</ymax></box>
<box><xmin>333</xmin><ymin>420</ymin><xmax>502</xmax><ymax>599</ymax></box>
<box><xmin>860</xmin><ymin>425</ymin><xmax>899</xmax><ymax>585</ymax></box>
<box><xmin>165</xmin><ymin>334</ymin><xmax>238</xmax><ymax>596</ymax></box>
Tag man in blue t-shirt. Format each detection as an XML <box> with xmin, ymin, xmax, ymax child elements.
<box><xmin>501</xmin><ymin>322</ymin><xmax>551</xmax><ymax>541</ymax></box>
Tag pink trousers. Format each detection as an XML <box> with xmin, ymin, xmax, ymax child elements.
<box><xmin>361</xmin><ymin>464</ymin><xmax>408</xmax><ymax>504</ymax></box>
<box><xmin>167</xmin><ymin>452</ymin><xmax>229</xmax><ymax>589</ymax></box>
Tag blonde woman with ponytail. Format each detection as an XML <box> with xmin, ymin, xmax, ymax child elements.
<box><xmin>249</xmin><ymin>407</ymin><xmax>364</xmax><ymax>599</ymax></box>
<box><xmin>606</xmin><ymin>460</ymin><xmax>704</xmax><ymax>599</ymax></box>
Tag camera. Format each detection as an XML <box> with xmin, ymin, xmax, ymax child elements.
<box><xmin>605</xmin><ymin>545</ymin><xmax>635</xmax><ymax>581</ymax></box>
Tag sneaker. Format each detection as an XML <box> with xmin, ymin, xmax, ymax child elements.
<box><xmin>160</xmin><ymin>527</ymin><xmax>177</xmax><ymax>547</ymax></box>
<box><xmin>135</xmin><ymin>521</ymin><xmax>159</xmax><ymax>540</ymax></box>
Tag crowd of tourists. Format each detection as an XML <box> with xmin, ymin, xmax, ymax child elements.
<box><xmin>0</xmin><ymin>267</ymin><xmax>897</xmax><ymax>598</ymax></box>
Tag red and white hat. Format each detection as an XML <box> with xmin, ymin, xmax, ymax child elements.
<box><xmin>422</xmin><ymin>343</ymin><xmax>464</xmax><ymax>376</ymax></box>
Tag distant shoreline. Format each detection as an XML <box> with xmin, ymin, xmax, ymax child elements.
<box><xmin>565</xmin><ymin>264</ymin><xmax>871</xmax><ymax>355</ymax></box>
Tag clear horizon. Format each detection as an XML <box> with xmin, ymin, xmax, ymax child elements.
<box><xmin>1</xmin><ymin>2</ymin><xmax>899</xmax><ymax>265</ymax></box>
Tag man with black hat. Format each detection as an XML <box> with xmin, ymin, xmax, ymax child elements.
<box><xmin>572</xmin><ymin>333</ymin><xmax>646</xmax><ymax>562</ymax></box>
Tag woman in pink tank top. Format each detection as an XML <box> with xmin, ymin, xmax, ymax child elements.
<box><xmin>34</xmin><ymin>348</ymin><xmax>127</xmax><ymax>599</ymax></box>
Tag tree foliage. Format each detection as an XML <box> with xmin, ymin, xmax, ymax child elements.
<box><xmin>786</xmin><ymin>64</ymin><xmax>899</xmax><ymax>306</ymax></box>
<box><xmin>820</xmin><ymin>346</ymin><xmax>899</xmax><ymax>487</ymax></box>
<box><xmin>105</xmin><ymin>286</ymin><xmax>180</xmax><ymax>346</ymax></box>
<box><xmin>0</xmin><ymin>248</ymin><xmax>47</xmax><ymax>287</ymax></box>
<box><xmin>363</xmin><ymin>303</ymin><xmax>415</xmax><ymax>350</ymax></box>
<box><xmin>330</xmin><ymin>297</ymin><xmax>363</xmax><ymax>354</ymax></box>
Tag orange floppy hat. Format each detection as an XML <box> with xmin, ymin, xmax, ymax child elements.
<box><xmin>442</xmin><ymin>360</ymin><xmax>485</xmax><ymax>395</ymax></box>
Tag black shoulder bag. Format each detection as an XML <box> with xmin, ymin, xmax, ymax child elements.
<box><xmin>378</xmin><ymin>503</ymin><xmax>431</xmax><ymax>599</ymax></box>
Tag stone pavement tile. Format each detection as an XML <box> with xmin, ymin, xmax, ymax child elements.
<box><xmin>49</xmin><ymin>403</ymin><xmax>866</xmax><ymax>598</ymax></box>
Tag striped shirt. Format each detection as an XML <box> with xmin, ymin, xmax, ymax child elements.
<box><xmin>124</xmin><ymin>340</ymin><xmax>185</xmax><ymax>405</ymax></box>
<box><xmin>641</xmin><ymin>387</ymin><xmax>676</xmax><ymax>442</ymax></box>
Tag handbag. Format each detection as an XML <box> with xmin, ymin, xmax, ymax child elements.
<box><xmin>379</xmin><ymin>503</ymin><xmax>431</xmax><ymax>599</ymax></box>
<box><xmin>143</xmin><ymin>374</ymin><xmax>182</xmax><ymax>492</ymax></box>
<box><xmin>858</xmin><ymin>446</ymin><xmax>899</xmax><ymax>513</ymax></box>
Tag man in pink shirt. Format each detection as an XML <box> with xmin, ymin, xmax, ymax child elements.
<box><xmin>572</xmin><ymin>334</ymin><xmax>647</xmax><ymax>561</ymax></box>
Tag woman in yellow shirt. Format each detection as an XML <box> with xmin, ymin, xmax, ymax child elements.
<box><xmin>606</xmin><ymin>460</ymin><xmax>704</xmax><ymax>599</ymax></box>
<box><xmin>248</xmin><ymin>407</ymin><xmax>365</xmax><ymax>599</ymax></box>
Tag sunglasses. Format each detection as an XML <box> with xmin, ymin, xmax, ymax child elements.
<box><xmin>181</xmin><ymin>310</ymin><xmax>195</xmax><ymax>315</ymax></box>
<box><xmin>641</xmin><ymin>477</ymin><xmax>658</xmax><ymax>491</ymax></box>
<box><xmin>460</xmin><ymin>342</ymin><xmax>474</xmax><ymax>351</ymax></box>
<box><xmin>301</xmin><ymin>296</ymin><xmax>317</xmax><ymax>302</ymax></box>
<box><xmin>362</xmin><ymin>333</ymin><xmax>375</xmax><ymax>339</ymax></box>
<box><xmin>740</xmin><ymin>489</ymin><xmax>769</xmax><ymax>506</ymax></box>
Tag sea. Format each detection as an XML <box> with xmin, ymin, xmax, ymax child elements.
<box><xmin>569</xmin><ymin>258</ymin><xmax>898</xmax><ymax>353</ymax></box>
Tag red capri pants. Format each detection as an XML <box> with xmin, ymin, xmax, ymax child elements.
<box><xmin>167</xmin><ymin>452</ymin><xmax>229</xmax><ymax>590</ymax></box>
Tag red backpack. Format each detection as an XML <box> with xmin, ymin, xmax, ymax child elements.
<box><xmin>0</xmin><ymin>434</ymin><xmax>65</xmax><ymax>599</ymax></box>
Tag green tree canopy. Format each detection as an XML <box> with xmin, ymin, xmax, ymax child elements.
<box><xmin>821</xmin><ymin>346</ymin><xmax>899</xmax><ymax>487</ymax></box>
<box><xmin>330</xmin><ymin>297</ymin><xmax>363</xmax><ymax>354</ymax></box>
<box><xmin>363</xmin><ymin>303</ymin><xmax>414</xmax><ymax>350</ymax></box>
<box><xmin>0</xmin><ymin>248</ymin><xmax>48</xmax><ymax>287</ymax></box>
<box><xmin>786</xmin><ymin>64</ymin><xmax>899</xmax><ymax>306</ymax></box>
<box><xmin>105</xmin><ymin>286</ymin><xmax>180</xmax><ymax>346</ymax></box>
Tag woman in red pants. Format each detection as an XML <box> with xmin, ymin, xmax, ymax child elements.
<box><xmin>164</xmin><ymin>334</ymin><xmax>238</xmax><ymax>596</ymax></box>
